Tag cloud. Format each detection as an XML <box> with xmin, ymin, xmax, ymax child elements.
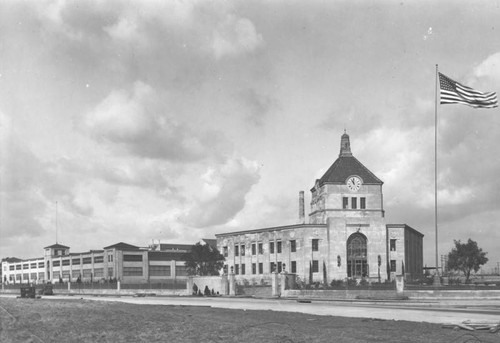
<box><xmin>82</xmin><ymin>81</ymin><xmax>222</xmax><ymax>161</ymax></box>
<box><xmin>183</xmin><ymin>157</ymin><xmax>260</xmax><ymax>227</ymax></box>
<box><xmin>473</xmin><ymin>51</ymin><xmax>500</xmax><ymax>82</ymax></box>
<box><xmin>237</xmin><ymin>88</ymin><xmax>277</xmax><ymax>126</ymax></box>
<box><xmin>212</xmin><ymin>15</ymin><xmax>264</xmax><ymax>59</ymax></box>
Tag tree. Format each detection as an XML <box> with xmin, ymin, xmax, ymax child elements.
<box><xmin>183</xmin><ymin>242</ymin><xmax>225</xmax><ymax>276</ymax></box>
<box><xmin>447</xmin><ymin>239</ymin><xmax>488</xmax><ymax>283</ymax></box>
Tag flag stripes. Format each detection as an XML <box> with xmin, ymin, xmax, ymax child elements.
<box><xmin>438</xmin><ymin>72</ymin><xmax>498</xmax><ymax>108</ymax></box>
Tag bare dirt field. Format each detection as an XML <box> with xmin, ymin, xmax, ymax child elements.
<box><xmin>0</xmin><ymin>297</ymin><xmax>497</xmax><ymax>343</ymax></box>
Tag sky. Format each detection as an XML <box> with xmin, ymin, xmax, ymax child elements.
<box><xmin>1</xmin><ymin>0</ymin><xmax>499</xmax><ymax>272</ymax></box>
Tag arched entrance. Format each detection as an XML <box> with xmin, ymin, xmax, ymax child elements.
<box><xmin>347</xmin><ymin>233</ymin><xmax>368</xmax><ymax>278</ymax></box>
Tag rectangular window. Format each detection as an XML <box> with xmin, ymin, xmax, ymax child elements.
<box><xmin>251</xmin><ymin>243</ymin><xmax>256</xmax><ymax>255</ymax></box>
<box><xmin>351</xmin><ymin>197</ymin><xmax>357</xmax><ymax>209</ymax></box>
<box><xmin>270</xmin><ymin>242</ymin><xmax>275</xmax><ymax>254</ymax></box>
<box><xmin>38</xmin><ymin>262</ymin><xmax>44</xmax><ymax>268</ymax></box>
<box><xmin>123</xmin><ymin>267</ymin><xmax>143</xmax><ymax>276</ymax></box>
<box><xmin>312</xmin><ymin>260</ymin><xmax>319</xmax><ymax>273</ymax></box>
<box><xmin>390</xmin><ymin>239</ymin><xmax>396</xmax><ymax>251</ymax></box>
<box><xmin>52</xmin><ymin>271</ymin><xmax>60</xmax><ymax>279</ymax></box>
<box><xmin>30</xmin><ymin>263</ymin><xmax>37</xmax><ymax>268</ymax></box>
<box><xmin>123</xmin><ymin>254</ymin><xmax>143</xmax><ymax>262</ymax></box>
<box><xmin>62</xmin><ymin>259</ymin><xmax>70</xmax><ymax>266</ymax></box>
<box><xmin>235</xmin><ymin>264</ymin><xmax>239</xmax><ymax>275</ymax></box>
<box><xmin>277</xmin><ymin>241</ymin><xmax>282</xmax><ymax>254</ymax></box>
<box><xmin>23</xmin><ymin>264</ymin><xmax>29</xmax><ymax>269</ymax></box>
<box><xmin>53</xmin><ymin>261</ymin><xmax>60</xmax><ymax>267</ymax></box>
<box><xmin>93</xmin><ymin>256</ymin><xmax>104</xmax><ymax>263</ymax></box>
<box><xmin>175</xmin><ymin>265</ymin><xmax>188</xmax><ymax>276</ymax></box>
<box><xmin>9</xmin><ymin>265</ymin><xmax>14</xmax><ymax>271</ymax></box>
<box><xmin>223</xmin><ymin>246</ymin><xmax>228</xmax><ymax>257</ymax></box>
<box><xmin>252</xmin><ymin>263</ymin><xmax>256</xmax><ymax>274</ymax></box>
<box><xmin>241</xmin><ymin>264</ymin><xmax>246</xmax><ymax>275</ymax></box>
<box><xmin>72</xmin><ymin>258</ymin><xmax>81</xmax><ymax>265</ymax></box>
<box><xmin>312</xmin><ymin>239</ymin><xmax>319</xmax><ymax>252</ymax></box>
<box><xmin>23</xmin><ymin>273</ymin><xmax>29</xmax><ymax>280</ymax></box>
<box><xmin>107</xmin><ymin>268</ymin><xmax>114</xmax><ymax>278</ymax></box>
<box><xmin>149</xmin><ymin>265</ymin><xmax>171</xmax><ymax>276</ymax></box>
<box><xmin>38</xmin><ymin>272</ymin><xmax>44</xmax><ymax>280</ymax></box>
<box><xmin>343</xmin><ymin>197</ymin><xmax>349</xmax><ymax>209</ymax></box>
<box><xmin>240</xmin><ymin>245</ymin><xmax>245</xmax><ymax>256</ymax></box>
<box><xmin>290</xmin><ymin>240</ymin><xmax>296</xmax><ymax>253</ymax></box>
<box><xmin>360</xmin><ymin>197</ymin><xmax>366</xmax><ymax>209</ymax></box>
<box><xmin>277</xmin><ymin>262</ymin><xmax>282</xmax><ymax>273</ymax></box>
<box><xmin>62</xmin><ymin>271</ymin><xmax>71</xmax><ymax>279</ymax></box>
<box><xmin>258</xmin><ymin>243</ymin><xmax>263</xmax><ymax>254</ymax></box>
<box><xmin>82</xmin><ymin>257</ymin><xmax>92</xmax><ymax>264</ymax></box>
<box><xmin>258</xmin><ymin>263</ymin><xmax>263</xmax><ymax>274</ymax></box>
<box><xmin>107</xmin><ymin>254</ymin><xmax>114</xmax><ymax>262</ymax></box>
<box><xmin>235</xmin><ymin>245</ymin><xmax>239</xmax><ymax>256</ymax></box>
<box><xmin>270</xmin><ymin>262</ymin><xmax>276</xmax><ymax>273</ymax></box>
<box><xmin>390</xmin><ymin>260</ymin><xmax>396</xmax><ymax>272</ymax></box>
<box><xmin>16</xmin><ymin>264</ymin><xmax>21</xmax><ymax>270</ymax></box>
<box><xmin>291</xmin><ymin>261</ymin><xmax>297</xmax><ymax>273</ymax></box>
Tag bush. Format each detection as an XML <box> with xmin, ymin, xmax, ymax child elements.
<box><xmin>330</xmin><ymin>279</ymin><xmax>345</xmax><ymax>288</ymax></box>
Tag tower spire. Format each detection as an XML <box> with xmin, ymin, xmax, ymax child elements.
<box><xmin>339</xmin><ymin>131</ymin><xmax>352</xmax><ymax>157</ymax></box>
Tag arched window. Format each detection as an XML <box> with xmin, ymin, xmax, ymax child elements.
<box><xmin>347</xmin><ymin>233</ymin><xmax>368</xmax><ymax>278</ymax></box>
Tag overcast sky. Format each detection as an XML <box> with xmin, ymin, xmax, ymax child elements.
<box><xmin>1</xmin><ymin>1</ymin><xmax>499</xmax><ymax>271</ymax></box>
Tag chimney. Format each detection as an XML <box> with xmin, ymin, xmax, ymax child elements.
<box><xmin>299</xmin><ymin>191</ymin><xmax>305</xmax><ymax>224</ymax></box>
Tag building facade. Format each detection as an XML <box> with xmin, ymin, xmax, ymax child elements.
<box><xmin>216</xmin><ymin>133</ymin><xmax>424</xmax><ymax>283</ymax></box>
<box><xmin>1</xmin><ymin>241</ymin><xmax>203</xmax><ymax>285</ymax></box>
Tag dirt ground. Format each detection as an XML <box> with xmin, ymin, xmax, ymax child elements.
<box><xmin>0</xmin><ymin>297</ymin><xmax>498</xmax><ymax>343</ymax></box>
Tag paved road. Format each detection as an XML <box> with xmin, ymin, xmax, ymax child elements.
<box><xmin>25</xmin><ymin>295</ymin><xmax>500</xmax><ymax>325</ymax></box>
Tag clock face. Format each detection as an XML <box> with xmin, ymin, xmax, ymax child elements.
<box><xmin>346</xmin><ymin>176</ymin><xmax>362</xmax><ymax>192</ymax></box>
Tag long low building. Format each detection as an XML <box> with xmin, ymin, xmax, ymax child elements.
<box><xmin>1</xmin><ymin>241</ymin><xmax>214</xmax><ymax>285</ymax></box>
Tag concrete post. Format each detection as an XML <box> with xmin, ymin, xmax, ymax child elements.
<box><xmin>68</xmin><ymin>282</ymin><xmax>71</xmax><ymax>292</ymax></box>
<box><xmin>186</xmin><ymin>277</ymin><xmax>194</xmax><ymax>295</ymax></box>
<box><xmin>229</xmin><ymin>272</ymin><xmax>236</xmax><ymax>296</ymax></box>
<box><xmin>271</xmin><ymin>272</ymin><xmax>279</xmax><ymax>297</ymax></box>
<box><xmin>280</xmin><ymin>273</ymin><xmax>287</xmax><ymax>295</ymax></box>
<box><xmin>117</xmin><ymin>281</ymin><xmax>121</xmax><ymax>292</ymax></box>
<box><xmin>221</xmin><ymin>275</ymin><xmax>228</xmax><ymax>295</ymax></box>
<box><xmin>395</xmin><ymin>275</ymin><xmax>404</xmax><ymax>294</ymax></box>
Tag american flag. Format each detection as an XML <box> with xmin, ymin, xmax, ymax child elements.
<box><xmin>438</xmin><ymin>72</ymin><xmax>498</xmax><ymax>108</ymax></box>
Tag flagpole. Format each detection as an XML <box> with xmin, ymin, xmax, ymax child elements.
<box><xmin>434</xmin><ymin>64</ymin><xmax>441</xmax><ymax>286</ymax></box>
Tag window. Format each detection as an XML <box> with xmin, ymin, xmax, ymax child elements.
<box><xmin>16</xmin><ymin>264</ymin><xmax>21</xmax><ymax>270</ymax></box>
<box><xmin>223</xmin><ymin>265</ymin><xmax>228</xmax><ymax>274</ymax></box>
<box><xmin>23</xmin><ymin>273</ymin><xmax>29</xmax><ymax>280</ymax></box>
<box><xmin>277</xmin><ymin>262</ymin><xmax>282</xmax><ymax>273</ymax></box>
<box><xmin>223</xmin><ymin>246</ymin><xmax>228</xmax><ymax>257</ymax></box>
<box><xmin>82</xmin><ymin>257</ymin><xmax>92</xmax><ymax>264</ymax></box>
<box><xmin>94</xmin><ymin>268</ymin><xmax>104</xmax><ymax>277</ymax></box>
<box><xmin>149</xmin><ymin>265</ymin><xmax>171</xmax><ymax>276</ymax></box>
<box><xmin>252</xmin><ymin>243</ymin><xmax>256</xmax><ymax>255</ymax></box>
<box><xmin>53</xmin><ymin>261</ymin><xmax>60</xmax><ymax>267</ymax></box>
<box><xmin>270</xmin><ymin>262</ymin><xmax>276</xmax><ymax>273</ymax></box>
<box><xmin>9</xmin><ymin>265</ymin><xmax>14</xmax><ymax>271</ymax></box>
<box><xmin>235</xmin><ymin>245</ymin><xmax>239</xmax><ymax>256</ymax></box>
<box><xmin>360</xmin><ymin>197</ymin><xmax>366</xmax><ymax>209</ymax></box>
<box><xmin>93</xmin><ymin>256</ymin><xmax>104</xmax><ymax>263</ymax></box>
<box><xmin>291</xmin><ymin>261</ymin><xmax>297</xmax><ymax>273</ymax></box>
<box><xmin>390</xmin><ymin>239</ymin><xmax>396</xmax><ymax>251</ymax></box>
<box><xmin>252</xmin><ymin>263</ymin><xmax>256</xmax><ymax>274</ymax></box>
<box><xmin>241</xmin><ymin>264</ymin><xmax>246</xmax><ymax>275</ymax></box>
<box><xmin>258</xmin><ymin>263</ymin><xmax>263</xmax><ymax>274</ymax></box>
<box><xmin>30</xmin><ymin>263</ymin><xmax>37</xmax><ymax>268</ymax></box>
<box><xmin>270</xmin><ymin>242</ymin><xmax>275</xmax><ymax>254</ymax></box>
<box><xmin>72</xmin><ymin>258</ymin><xmax>81</xmax><ymax>265</ymax></box>
<box><xmin>351</xmin><ymin>197</ymin><xmax>357</xmax><ymax>209</ymax></box>
<box><xmin>62</xmin><ymin>259</ymin><xmax>70</xmax><ymax>266</ymax></box>
<box><xmin>38</xmin><ymin>262</ymin><xmax>44</xmax><ymax>268</ymax></box>
<box><xmin>277</xmin><ymin>241</ymin><xmax>282</xmax><ymax>253</ymax></box>
<box><xmin>123</xmin><ymin>254</ymin><xmax>142</xmax><ymax>262</ymax></box>
<box><xmin>23</xmin><ymin>264</ymin><xmax>29</xmax><ymax>269</ymax></box>
<box><xmin>38</xmin><ymin>272</ymin><xmax>44</xmax><ymax>280</ymax></box>
<box><xmin>175</xmin><ymin>265</ymin><xmax>188</xmax><ymax>276</ymax></box>
<box><xmin>52</xmin><ymin>271</ymin><xmax>60</xmax><ymax>279</ymax></box>
<box><xmin>290</xmin><ymin>240</ymin><xmax>296</xmax><ymax>253</ymax></box>
<box><xmin>312</xmin><ymin>239</ymin><xmax>319</xmax><ymax>252</ymax></box>
<box><xmin>240</xmin><ymin>245</ymin><xmax>245</xmax><ymax>256</ymax></box>
<box><xmin>390</xmin><ymin>260</ymin><xmax>396</xmax><ymax>272</ymax></box>
<box><xmin>83</xmin><ymin>269</ymin><xmax>92</xmax><ymax>278</ymax></box>
<box><xmin>107</xmin><ymin>254</ymin><xmax>114</xmax><ymax>262</ymax></box>
<box><xmin>343</xmin><ymin>197</ymin><xmax>349</xmax><ymax>209</ymax></box>
<box><xmin>312</xmin><ymin>260</ymin><xmax>319</xmax><ymax>273</ymax></box>
<box><xmin>258</xmin><ymin>243</ymin><xmax>263</xmax><ymax>254</ymax></box>
<box><xmin>107</xmin><ymin>268</ymin><xmax>113</xmax><ymax>277</ymax></box>
<box><xmin>123</xmin><ymin>267</ymin><xmax>143</xmax><ymax>276</ymax></box>
<box><xmin>235</xmin><ymin>264</ymin><xmax>239</xmax><ymax>275</ymax></box>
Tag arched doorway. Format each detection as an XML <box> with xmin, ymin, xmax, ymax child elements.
<box><xmin>347</xmin><ymin>233</ymin><xmax>368</xmax><ymax>278</ymax></box>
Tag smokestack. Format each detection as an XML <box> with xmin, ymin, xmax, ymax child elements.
<box><xmin>299</xmin><ymin>191</ymin><xmax>305</xmax><ymax>224</ymax></box>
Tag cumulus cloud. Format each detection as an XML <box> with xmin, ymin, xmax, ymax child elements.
<box><xmin>473</xmin><ymin>51</ymin><xmax>500</xmax><ymax>82</ymax></box>
<box><xmin>212</xmin><ymin>15</ymin><xmax>264</xmax><ymax>59</ymax></box>
<box><xmin>183</xmin><ymin>157</ymin><xmax>260</xmax><ymax>227</ymax></box>
<box><xmin>83</xmin><ymin>81</ymin><xmax>218</xmax><ymax>161</ymax></box>
<box><xmin>237</xmin><ymin>88</ymin><xmax>277</xmax><ymax>126</ymax></box>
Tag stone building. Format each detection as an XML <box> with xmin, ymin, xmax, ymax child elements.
<box><xmin>216</xmin><ymin>132</ymin><xmax>424</xmax><ymax>283</ymax></box>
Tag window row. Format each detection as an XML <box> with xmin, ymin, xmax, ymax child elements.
<box><xmin>228</xmin><ymin>239</ymin><xmax>320</xmax><ymax>256</ymax></box>
<box><xmin>231</xmin><ymin>261</ymin><xmax>299</xmax><ymax>275</ymax></box>
<box><xmin>342</xmin><ymin>197</ymin><xmax>366</xmax><ymax>209</ymax></box>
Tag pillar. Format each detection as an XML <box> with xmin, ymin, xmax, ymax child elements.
<box><xmin>271</xmin><ymin>272</ymin><xmax>279</xmax><ymax>297</ymax></box>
